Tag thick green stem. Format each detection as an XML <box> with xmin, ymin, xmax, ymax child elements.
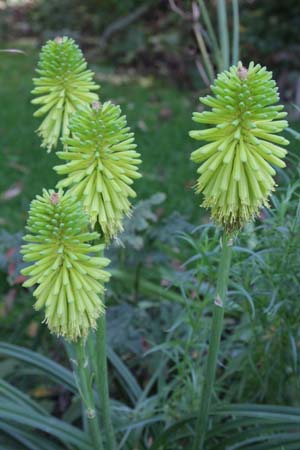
<box><xmin>74</xmin><ymin>339</ymin><xmax>104</xmax><ymax>450</ymax></box>
<box><xmin>193</xmin><ymin>234</ymin><xmax>233</xmax><ymax>450</ymax></box>
<box><xmin>95</xmin><ymin>314</ymin><xmax>117</xmax><ymax>450</ymax></box>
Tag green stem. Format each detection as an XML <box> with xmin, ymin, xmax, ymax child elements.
<box><xmin>74</xmin><ymin>339</ymin><xmax>104</xmax><ymax>450</ymax></box>
<box><xmin>193</xmin><ymin>22</ymin><xmax>215</xmax><ymax>83</ymax></box>
<box><xmin>95</xmin><ymin>314</ymin><xmax>117</xmax><ymax>450</ymax></box>
<box><xmin>198</xmin><ymin>0</ymin><xmax>222</xmax><ymax>70</ymax></box>
<box><xmin>231</xmin><ymin>0</ymin><xmax>240</xmax><ymax>65</ymax></box>
<box><xmin>217</xmin><ymin>0</ymin><xmax>230</xmax><ymax>70</ymax></box>
<box><xmin>193</xmin><ymin>234</ymin><xmax>233</xmax><ymax>450</ymax></box>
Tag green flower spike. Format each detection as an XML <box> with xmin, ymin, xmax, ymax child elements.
<box><xmin>32</xmin><ymin>36</ymin><xmax>99</xmax><ymax>152</ymax></box>
<box><xmin>21</xmin><ymin>189</ymin><xmax>110</xmax><ymax>341</ymax></box>
<box><xmin>190</xmin><ymin>62</ymin><xmax>289</xmax><ymax>232</ymax></box>
<box><xmin>54</xmin><ymin>101</ymin><xmax>142</xmax><ymax>240</ymax></box>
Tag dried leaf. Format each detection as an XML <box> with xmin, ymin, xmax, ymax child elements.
<box><xmin>0</xmin><ymin>182</ymin><xmax>23</xmax><ymax>201</ymax></box>
<box><xmin>27</xmin><ymin>321</ymin><xmax>39</xmax><ymax>338</ymax></box>
<box><xmin>1</xmin><ymin>288</ymin><xmax>17</xmax><ymax>317</ymax></box>
<box><xmin>137</xmin><ymin>120</ymin><xmax>148</xmax><ymax>131</ymax></box>
<box><xmin>159</xmin><ymin>107</ymin><xmax>172</xmax><ymax>120</ymax></box>
<box><xmin>0</xmin><ymin>48</ymin><xmax>26</xmax><ymax>54</ymax></box>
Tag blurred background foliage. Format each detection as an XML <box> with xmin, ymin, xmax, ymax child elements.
<box><xmin>1</xmin><ymin>1</ymin><xmax>300</xmax><ymax>88</ymax></box>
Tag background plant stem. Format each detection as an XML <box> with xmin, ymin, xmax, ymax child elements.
<box><xmin>74</xmin><ymin>339</ymin><xmax>104</xmax><ymax>450</ymax></box>
<box><xmin>231</xmin><ymin>0</ymin><xmax>240</xmax><ymax>65</ymax></box>
<box><xmin>197</xmin><ymin>0</ymin><xmax>222</xmax><ymax>71</ymax></box>
<box><xmin>193</xmin><ymin>234</ymin><xmax>233</xmax><ymax>450</ymax></box>
<box><xmin>217</xmin><ymin>0</ymin><xmax>230</xmax><ymax>70</ymax></box>
<box><xmin>95</xmin><ymin>313</ymin><xmax>117</xmax><ymax>450</ymax></box>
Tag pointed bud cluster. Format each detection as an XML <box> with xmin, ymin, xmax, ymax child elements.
<box><xmin>21</xmin><ymin>190</ymin><xmax>110</xmax><ymax>341</ymax></box>
<box><xmin>190</xmin><ymin>62</ymin><xmax>289</xmax><ymax>232</ymax></box>
<box><xmin>54</xmin><ymin>101</ymin><xmax>142</xmax><ymax>240</ymax></box>
<box><xmin>32</xmin><ymin>36</ymin><xmax>99</xmax><ymax>152</ymax></box>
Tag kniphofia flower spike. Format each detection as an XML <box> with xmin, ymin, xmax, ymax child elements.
<box><xmin>54</xmin><ymin>101</ymin><xmax>142</xmax><ymax>240</ymax></box>
<box><xmin>190</xmin><ymin>62</ymin><xmax>289</xmax><ymax>232</ymax></box>
<box><xmin>21</xmin><ymin>190</ymin><xmax>110</xmax><ymax>341</ymax></box>
<box><xmin>32</xmin><ymin>36</ymin><xmax>99</xmax><ymax>152</ymax></box>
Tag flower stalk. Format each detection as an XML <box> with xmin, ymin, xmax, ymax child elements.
<box><xmin>74</xmin><ymin>338</ymin><xmax>104</xmax><ymax>450</ymax></box>
<box><xmin>193</xmin><ymin>234</ymin><xmax>233</xmax><ymax>450</ymax></box>
<box><xmin>95</xmin><ymin>313</ymin><xmax>117</xmax><ymax>450</ymax></box>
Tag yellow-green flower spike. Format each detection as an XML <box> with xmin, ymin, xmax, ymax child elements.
<box><xmin>190</xmin><ymin>62</ymin><xmax>289</xmax><ymax>232</ymax></box>
<box><xmin>32</xmin><ymin>36</ymin><xmax>99</xmax><ymax>152</ymax></box>
<box><xmin>54</xmin><ymin>101</ymin><xmax>142</xmax><ymax>240</ymax></box>
<box><xmin>21</xmin><ymin>189</ymin><xmax>110</xmax><ymax>341</ymax></box>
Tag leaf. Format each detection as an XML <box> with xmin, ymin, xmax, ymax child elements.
<box><xmin>0</xmin><ymin>342</ymin><xmax>76</xmax><ymax>392</ymax></box>
<box><xmin>0</xmin><ymin>379</ymin><xmax>49</xmax><ymax>416</ymax></box>
<box><xmin>0</xmin><ymin>182</ymin><xmax>23</xmax><ymax>201</ymax></box>
<box><xmin>107</xmin><ymin>345</ymin><xmax>142</xmax><ymax>405</ymax></box>
<box><xmin>1</xmin><ymin>421</ymin><xmax>65</xmax><ymax>450</ymax></box>
<box><xmin>0</xmin><ymin>400</ymin><xmax>92</xmax><ymax>450</ymax></box>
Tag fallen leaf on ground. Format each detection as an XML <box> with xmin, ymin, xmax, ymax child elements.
<box><xmin>137</xmin><ymin>120</ymin><xmax>148</xmax><ymax>131</ymax></box>
<box><xmin>1</xmin><ymin>289</ymin><xmax>17</xmax><ymax>317</ymax></box>
<box><xmin>27</xmin><ymin>321</ymin><xmax>39</xmax><ymax>338</ymax></box>
<box><xmin>0</xmin><ymin>182</ymin><xmax>23</xmax><ymax>201</ymax></box>
<box><xmin>159</xmin><ymin>107</ymin><xmax>173</xmax><ymax>119</ymax></box>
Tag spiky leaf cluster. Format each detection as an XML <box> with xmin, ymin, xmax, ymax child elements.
<box><xmin>190</xmin><ymin>62</ymin><xmax>289</xmax><ymax>232</ymax></box>
<box><xmin>32</xmin><ymin>36</ymin><xmax>99</xmax><ymax>152</ymax></box>
<box><xmin>21</xmin><ymin>190</ymin><xmax>110</xmax><ymax>341</ymax></box>
<box><xmin>54</xmin><ymin>101</ymin><xmax>142</xmax><ymax>240</ymax></box>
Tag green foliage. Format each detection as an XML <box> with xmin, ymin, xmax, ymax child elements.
<box><xmin>2</xmin><ymin>182</ymin><xmax>300</xmax><ymax>449</ymax></box>
<box><xmin>30</xmin><ymin>0</ymin><xmax>146</xmax><ymax>36</ymax></box>
<box><xmin>241</xmin><ymin>0</ymin><xmax>300</xmax><ymax>69</ymax></box>
<box><xmin>225</xmin><ymin>179</ymin><xmax>300</xmax><ymax>404</ymax></box>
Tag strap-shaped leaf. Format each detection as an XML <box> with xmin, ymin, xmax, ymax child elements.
<box><xmin>107</xmin><ymin>345</ymin><xmax>142</xmax><ymax>404</ymax></box>
<box><xmin>0</xmin><ymin>379</ymin><xmax>49</xmax><ymax>416</ymax></box>
<box><xmin>1</xmin><ymin>420</ymin><xmax>65</xmax><ymax>450</ymax></box>
<box><xmin>0</xmin><ymin>400</ymin><xmax>92</xmax><ymax>450</ymax></box>
<box><xmin>0</xmin><ymin>342</ymin><xmax>76</xmax><ymax>392</ymax></box>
